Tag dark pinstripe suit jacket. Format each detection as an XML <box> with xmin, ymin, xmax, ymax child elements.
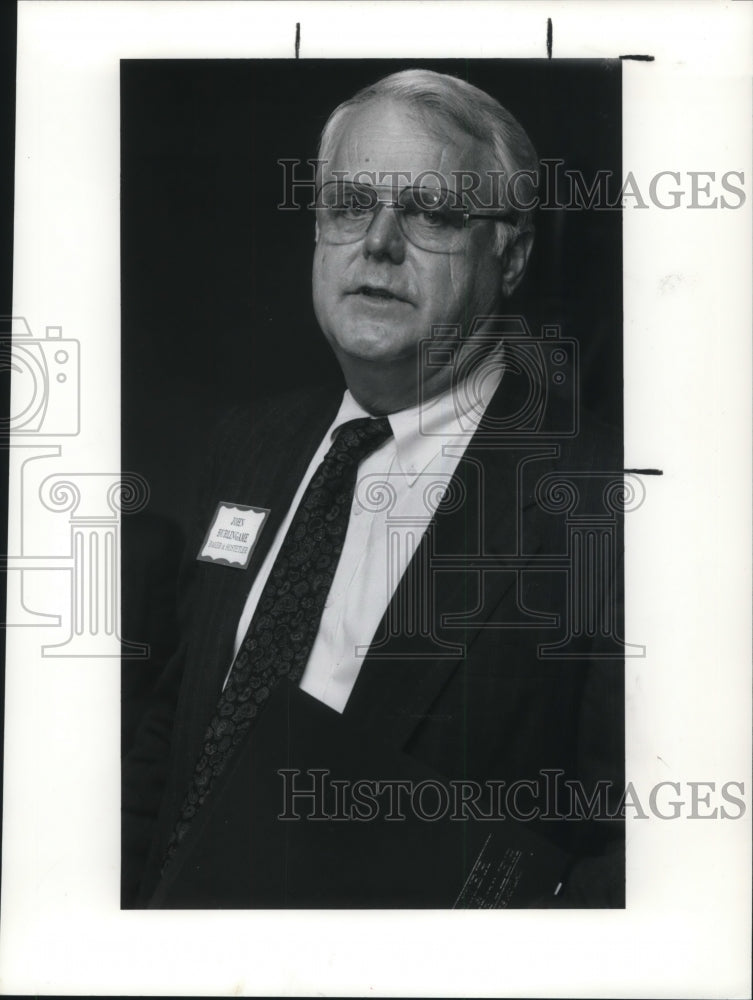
<box><xmin>122</xmin><ymin>375</ymin><xmax>625</xmax><ymax>908</ymax></box>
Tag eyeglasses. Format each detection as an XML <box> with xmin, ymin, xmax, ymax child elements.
<box><xmin>316</xmin><ymin>181</ymin><xmax>515</xmax><ymax>254</ymax></box>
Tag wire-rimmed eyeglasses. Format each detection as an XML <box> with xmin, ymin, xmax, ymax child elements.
<box><xmin>316</xmin><ymin>181</ymin><xmax>515</xmax><ymax>254</ymax></box>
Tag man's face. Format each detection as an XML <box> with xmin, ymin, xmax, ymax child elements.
<box><xmin>312</xmin><ymin>99</ymin><xmax>504</xmax><ymax>370</ymax></box>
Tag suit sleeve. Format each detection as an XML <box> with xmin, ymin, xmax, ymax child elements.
<box><xmin>532</xmin><ymin>418</ymin><xmax>626</xmax><ymax>908</ymax></box>
<box><xmin>554</xmin><ymin>544</ymin><xmax>626</xmax><ymax>908</ymax></box>
<box><xmin>120</xmin><ymin>410</ymin><xmax>238</xmax><ymax>907</ymax></box>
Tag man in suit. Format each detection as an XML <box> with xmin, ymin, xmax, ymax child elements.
<box><xmin>123</xmin><ymin>69</ymin><xmax>625</xmax><ymax>909</ymax></box>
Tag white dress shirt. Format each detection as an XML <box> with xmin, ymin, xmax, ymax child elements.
<box><xmin>231</xmin><ymin>365</ymin><xmax>503</xmax><ymax>712</ymax></box>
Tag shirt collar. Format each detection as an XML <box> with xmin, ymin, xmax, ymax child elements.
<box><xmin>328</xmin><ymin>347</ymin><xmax>504</xmax><ymax>486</ymax></box>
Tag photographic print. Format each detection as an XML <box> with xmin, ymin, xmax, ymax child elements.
<box><xmin>1</xmin><ymin>2</ymin><xmax>750</xmax><ymax>996</ymax></box>
<box><xmin>120</xmin><ymin>57</ymin><xmax>625</xmax><ymax>911</ymax></box>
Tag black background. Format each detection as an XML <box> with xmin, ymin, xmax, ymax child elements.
<box><xmin>120</xmin><ymin>59</ymin><xmax>622</xmax><ymax>744</ymax></box>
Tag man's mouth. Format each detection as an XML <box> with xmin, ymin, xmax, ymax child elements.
<box><xmin>352</xmin><ymin>285</ymin><xmax>409</xmax><ymax>303</ymax></box>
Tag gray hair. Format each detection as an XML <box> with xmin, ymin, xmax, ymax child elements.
<box><xmin>317</xmin><ymin>69</ymin><xmax>539</xmax><ymax>255</ymax></box>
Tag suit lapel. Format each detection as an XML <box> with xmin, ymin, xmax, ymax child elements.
<box><xmin>344</xmin><ymin>379</ymin><xmax>562</xmax><ymax>750</ymax></box>
<box><xmin>170</xmin><ymin>389</ymin><xmax>344</xmax><ymax>811</ymax></box>
<box><xmin>200</xmin><ymin>390</ymin><xmax>343</xmax><ymax>683</ymax></box>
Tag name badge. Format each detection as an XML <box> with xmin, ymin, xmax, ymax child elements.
<box><xmin>197</xmin><ymin>501</ymin><xmax>270</xmax><ymax>569</ymax></box>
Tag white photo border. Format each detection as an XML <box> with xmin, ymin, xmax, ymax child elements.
<box><xmin>2</xmin><ymin>1</ymin><xmax>751</xmax><ymax>996</ymax></box>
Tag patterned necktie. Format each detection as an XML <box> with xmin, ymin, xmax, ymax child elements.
<box><xmin>164</xmin><ymin>415</ymin><xmax>393</xmax><ymax>865</ymax></box>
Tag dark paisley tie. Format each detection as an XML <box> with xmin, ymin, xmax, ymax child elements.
<box><xmin>163</xmin><ymin>415</ymin><xmax>393</xmax><ymax>866</ymax></box>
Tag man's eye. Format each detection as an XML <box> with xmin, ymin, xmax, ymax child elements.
<box><xmin>342</xmin><ymin>199</ymin><xmax>370</xmax><ymax>217</ymax></box>
<box><xmin>403</xmin><ymin>202</ymin><xmax>456</xmax><ymax>229</ymax></box>
<box><xmin>330</xmin><ymin>192</ymin><xmax>374</xmax><ymax>219</ymax></box>
<box><xmin>418</xmin><ymin>209</ymin><xmax>449</xmax><ymax>227</ymax></box>
<box><xmin>401</xmin><ymin>190</ymin><xmax>462</xmax><ymax>230</ymax></box>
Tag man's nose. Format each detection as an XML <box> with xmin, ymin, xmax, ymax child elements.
<box><xmin>362</xmin><ymin>204</ymin><xmax>406</xmax><ymax>263</ymax></box>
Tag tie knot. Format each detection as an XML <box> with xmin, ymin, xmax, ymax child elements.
<box><xmin>334</xmin><ymin>416</ymin><xmax>393</xmax><ymax>464</ymax></box>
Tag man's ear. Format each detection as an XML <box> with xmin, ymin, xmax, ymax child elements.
<box><xmin>314</xmin><ymin>221</ymin><xmax>320</xmax><ymax>244</ymax></box>
<box><xmin>499</xmin><ymin>230</ymin><xmax>534</xmax><ymax>297</ymax></box>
